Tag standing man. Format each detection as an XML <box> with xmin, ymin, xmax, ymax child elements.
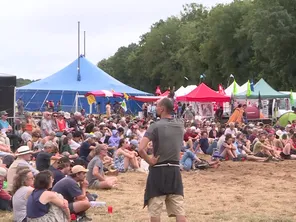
<box><xmin>139</xmin><ymin>98</ymin><xmax>186</xmax><ymax>222</ymax></box>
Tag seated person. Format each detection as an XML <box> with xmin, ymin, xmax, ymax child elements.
<box><xmin>36</xmin><ymin>141</ymin><xmax>61</xmax><ymax>171</ymax></box>
<box><xmin>27</xmin><ymin>171</ymin><xmax>70</xmax><ymax>221</ymax></box>
<box><xmin>27</xmin><ymin>130</ymin><xmax>42</xmax><ymax>150</ymax></box>
<box><xmin>79</xmin><ymin>136</ymin><xmax>96</xmax><ymax>162</ymax></box>
<box><xmin>7</xmin><ymin>146</ymin><xmax>39</xmax><ymax>192</ymax></box>
<box><xmin>195</xmin><ymin>131</ymin><xmax>209</xmax><ymax>154</ymax></box>
<box><xmin>52</xmin><ymin>165</ymin><xmax>91</xmax><ymax>220</ymax></box>
<box><xmin>0</xmin><ymin>111</ymin><xmax>20</xmax><ymax>152</ymax></box>
<box><xmin>114</xmin><ymin>139</ymin><xmax>140</xmax><ymax>172</ymax></box>
<box><xmin>180</xmin><ymin>150</ymin><xmax>219</xmax><ymax>171</ymax></box>
<box><xmin>280</xmin><ymin>133</ymin><xmax>296</xmax><ymax>159</ymax></box>
<box><xmin>253</xmin><ymin>133</ymin><xmax>276</xmax><ymax>158</ymax></box>
<box><xmin>87</xmin><ymin>144</ymin><xmax>117</xmax><ymax>189</ymax></box>
<box><xmin>0</xmin><ymin>167</ymin><xmax>12</xmax><ymax>211</ymax></box>
<box><xmin>108</xmin><ymin>130</ymin><xmax>120</xmax><ymax>148</ymax></box>
<box><xmin>219</xmin><ymin>134</ymin><xmax>237</xmax><ymax>160</ymax></box>
<box><xmin>60</xmin><ymin>137</ymin><xmax>78</xmax><ymax>159</ymax></box>
<box><xmin>0</xmin><ymin>131</ymin><xmax>10</xmax><ymax>148</ymax></box>
<box><xmin>49</xmin><ymin>157</ymin><xmax>71</xmax><ymax>186</ymax></box>
<box><xmin>12</xmin><ymin>168</ymin><xmax>34</xmax><ymax>222</ymax></box>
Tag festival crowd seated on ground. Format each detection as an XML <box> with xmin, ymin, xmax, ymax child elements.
<box><xmin>0</xmin><ymin>101</ymin><xmax>296</xmax><ymax>221</ymax></box>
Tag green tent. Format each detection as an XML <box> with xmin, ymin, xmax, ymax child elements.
<box><xmin>235</xmin><ymin>79</ymin><xmax>290</xmax><ymax>99</ymax></box>
<box><xmin>278</xmin><ymin>112</ymin><xmax>296</xmax><ymax>127</ymax></box>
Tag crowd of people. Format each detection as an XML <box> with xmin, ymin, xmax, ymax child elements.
<box><xmin>0</xmin><ymin>98</ymin><xmax>295</xmax><ymax>221</ymax></box>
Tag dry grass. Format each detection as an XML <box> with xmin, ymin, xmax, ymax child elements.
<box><xmin>2</xmin><ymin>161</ymin><xmax>296</xmax><ymax>221</ymax></box>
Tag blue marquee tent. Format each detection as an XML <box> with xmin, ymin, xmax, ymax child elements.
<box><xmin>17</xmin><ymin>56</ymin><xmax>150</xmax><ymax>113</ymax></box>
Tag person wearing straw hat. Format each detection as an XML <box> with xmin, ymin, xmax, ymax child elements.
<box><xmin>7</xmin><ymin>146</ymin><xmax>39</xmax><ymax>192</ymax></box>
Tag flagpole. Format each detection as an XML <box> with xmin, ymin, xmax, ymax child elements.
<box><xmin>77</xmin><ymin>21</ymin><xmax>81</xmax><ymax>81</ymax></box>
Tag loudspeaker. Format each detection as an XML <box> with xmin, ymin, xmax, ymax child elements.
<box><xmin>0</xmin><ymin>74</ymin><xmax>16</xmax><ymax>117</ymax></box>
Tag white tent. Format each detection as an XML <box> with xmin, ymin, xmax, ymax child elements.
<box><xmin>224</xmin><ymin>81</ymin><xmax>249</xmax><ymax>96</ymax></box>
<box><xmin>183</xmin><ymin>85</ymin><xmax>197</xmax><ymax>95</ymax></box>
<box><xmin>225</xmin><ymin>82</ymin><xmax>241</xmax><ymax>96</ymax></box>
<box><xmin>238</xmin><ymin>82</ymin><xmax>248</xmax><ymax>94</ymax></box>
<box><xmin>175</xmin><ymin>86</ymin><xmax>185</xmax><ymax>97</ymax></box>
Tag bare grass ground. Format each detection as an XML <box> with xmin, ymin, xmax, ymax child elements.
<box><xmin>1</xmin><ymin>161</ymin><xmax>296</xmax><ymax>221</ymax></box>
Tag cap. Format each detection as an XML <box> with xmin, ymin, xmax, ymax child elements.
<box><xmin>130</xmin><ymin>139</ymin><xmax>139</xmax><ymax>148</ymax></box>
<box><xmin>71</xmin><ymin>165</ymin><xmax>89</xmax><ymax>174</ymax></box>
<box><xmin>0</xmin><ymin>167</ymin><xmax>7</xmax><ymax>177</ymax></box>
<box><xmin>16</xmin><ymin>146</ymin><xmax>33</xmax><ymax>156</ymax></box>
<box><xmin>0</xmin><ymin>111</ymin><xmax>8</xmax><ymax>116</ymax></box>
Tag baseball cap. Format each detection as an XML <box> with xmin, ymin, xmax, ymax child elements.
<box><xmin>71</xmin><ymin>165</ymin><xmax>89</xmax><ymax>174</ymax></box>
<box><xmin>130</xmin><ymin>139</ymin><xmax>139</xmax><ymax>148</ymax></box>
<box><xmin>0</xmin><ymin>111</ymin><xmax>8</xmax><ymax>116</ymax></box>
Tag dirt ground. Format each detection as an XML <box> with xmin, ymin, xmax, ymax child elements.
<box><xmin>1</xmin><ymin>160</ymin><xmax>296</xmax><ymax>222</ymax></box>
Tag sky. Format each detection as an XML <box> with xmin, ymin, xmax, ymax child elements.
<box><xmin>0</xmin><ymin>0</ymin><xmax>232</xmax><ymax>79</ymax></box>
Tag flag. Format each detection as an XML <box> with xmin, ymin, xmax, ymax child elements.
<box><xmin>290</xmin><ymin>90</ymin><xmax>294</xmax><ymax>106</ymax></box>
<box><xmin>230</xmin><ymin>74</ymin><xmax>234</xmax><ymax>78</ymax></box>
<box><xmin>258</xmin><ymin>91</ymin><xmax>263</xmax><ymax>109</ymax></box>
<box><xmin>155</xmin><ymin>86</ymin><xmax>161</xmax><ymax>95</ymax></box>
<box><xmin>86</xmin><ymin>95</ymin><xmax>96</xmax><ymax>105</ymax></box>
<box><xmin>232</xmin><ymin>80</ymin><xmax>238</xmax><ymax>95</ymax></box>
<box><xmin>200</xmin><ymin>74</ymin><xmax>204</xmax><ymax>79</ymax></box>
<box><xmin>121</xmin><ymin>99</ymin><xmax>127</xmax><ymax>112</ymax></box>
<box><xmin>250</xmin><ymin>80</ymin><xmax>254</xmax><ymax>92</ymax></box>
<box><xmin>218</xmin><ymin>84</ymin><xmax>225</xmax><ymax>95</ymax></box>
<box><xmin>123</xmin><ymin>93</ymin><xmax>129</xmax><ymax>100</ymax></box>
<box><xmin>246</xmin><ymin>80</ymin><xmax>252</xmax><ymax>97</ymax></box>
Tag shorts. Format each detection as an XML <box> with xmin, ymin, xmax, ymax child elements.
<box><xmin>255</xmin><ymin>152</ymin><xmax>269</xmax><ymax>158</ymax></box>
<box><xmin>148</xmin><ymin>194</ymin><xmax>185</xmax><ymax>217</ymax></box>
<box><xmin>68</xmin><ymin>202</ymin><xmax>75</xmax><ymax>213</ymax></box>
<box><xmin>89</xmin><ymin>180</ymin><xmax>100</xmax><ymax>189</ymax></box>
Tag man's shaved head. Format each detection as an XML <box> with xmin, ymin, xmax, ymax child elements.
<box><xmin>158</xmin><ymin>98</ymin><xmax>174</xmax><ymax>113</ymax></box>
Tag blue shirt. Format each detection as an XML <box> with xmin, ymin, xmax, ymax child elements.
<box><xmin>0</xmin><ymin>120</ymin><xmax>9</xmax><ymax>129</ymax></box>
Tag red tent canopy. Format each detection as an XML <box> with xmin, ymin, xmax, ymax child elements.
<box><xmin>176</xmin><ymin>83</ymin><xmax>230</xmax><ymax>102</ymax></box>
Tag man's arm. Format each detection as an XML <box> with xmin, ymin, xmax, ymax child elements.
<box><xmin>139</xmin><ymin>137</ymin><xmax>159</xmax><ymax>166</ymax></box>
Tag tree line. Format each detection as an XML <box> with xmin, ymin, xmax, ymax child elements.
<box><xmin>97</xmin><ymin>0</ymin><xmax>296</xmax><ymax>93</ymax></box>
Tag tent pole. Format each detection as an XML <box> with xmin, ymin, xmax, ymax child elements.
<box><xmin>25</xmin><ymin>90</ymin><xmax>39</xmax><ymax>110</ymax></box>
<box><xmin>84</xmin><ymin>31</ymin><xmax>86</xmax><ymax>57</ymax></box>
<box><xmin>13</xmin><ymin>87</ymin><xmax>16</xmax><ymax>118</ymax></box>
<box><xmin>75</xmin><ymin>93</ymin><xmax>79</xmax><ymax>113</ymax></box>
<box><xmin>40</xmin><ymin>90</ymin><xmax>50</xmax><ymax>111</ymax></box>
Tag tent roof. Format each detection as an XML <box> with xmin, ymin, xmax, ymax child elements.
<box><xmin>225</xmin><ymin>81</ymin><xmax>241</xmax><ymax>96</ymax></box>
<box><xmin>18</xmin><ymin>56</ymin><xmax>148</xmax><ymax>95</ymax></box>
<box><xmin>235</xmin><ymin>78</ymin><xmax>289</xmax><ymax>99</ymax></box>
<box><xmin>176</xmin><ymin>83</ymin><xmax>230</xmax><ymax>102</ymax></box>
<box><xmin>175</xmin><ymin>86</ymin><xmax>185</xmax><ymax>96</ymax></box>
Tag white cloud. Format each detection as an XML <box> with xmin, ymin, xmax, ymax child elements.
<box><xmin>0</xmin><ymin>0</ymin><xmax>232</xmax><ymax>79</ymax></box>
